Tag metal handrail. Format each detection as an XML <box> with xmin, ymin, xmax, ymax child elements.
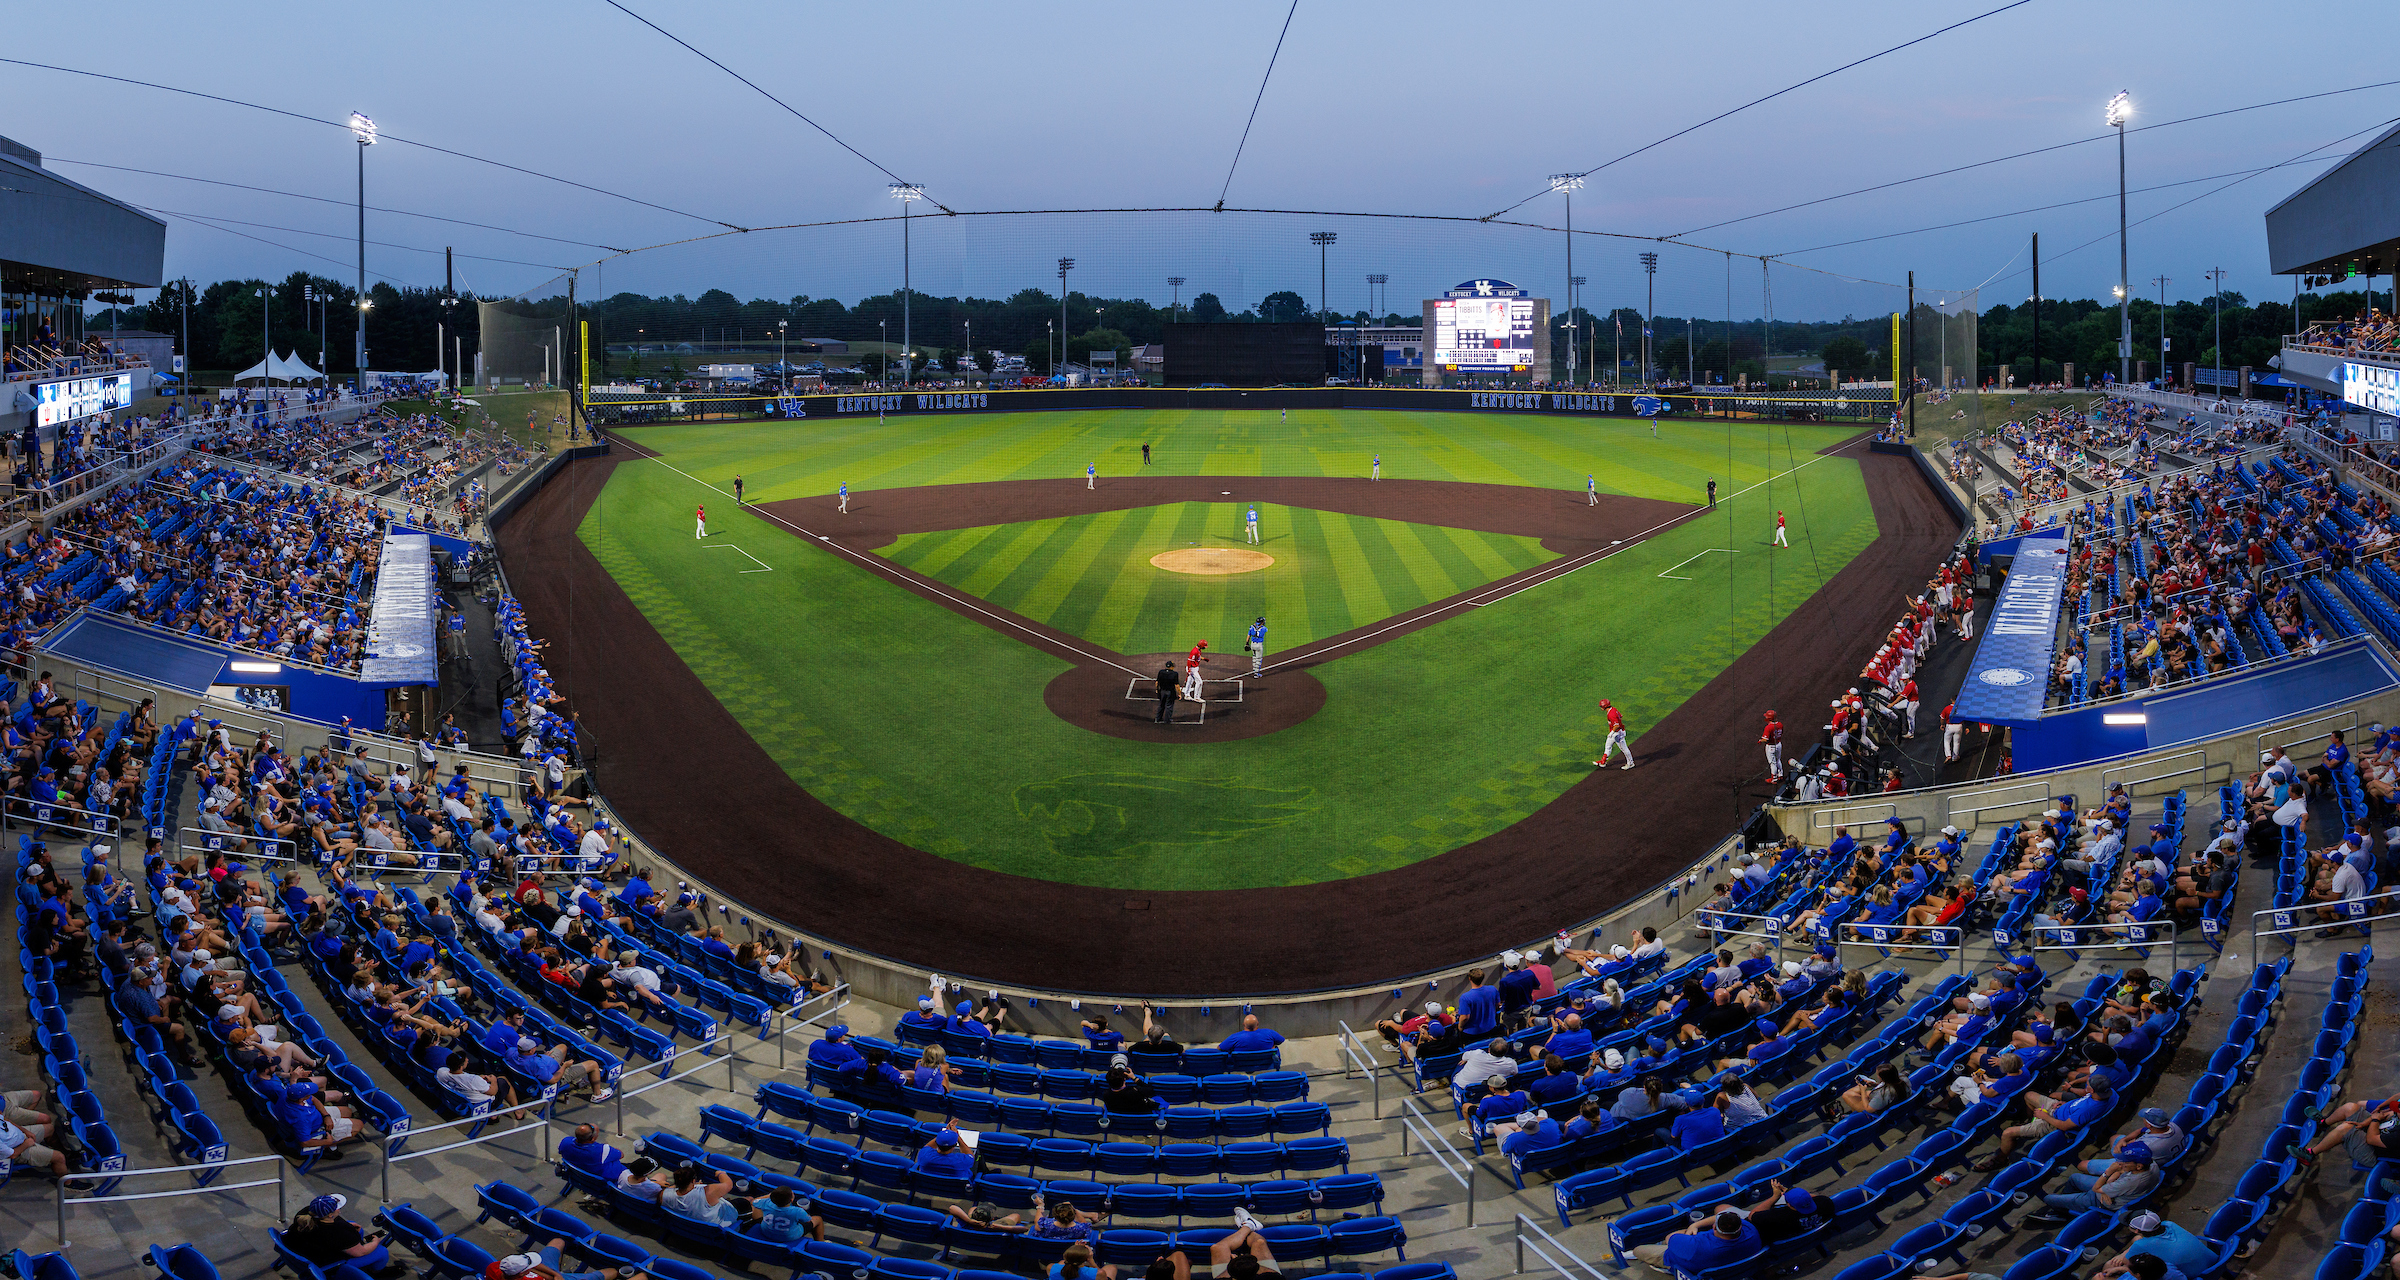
<box><xmin>1396</xmin><ymin>1095</ymin><xmax>1478</xmax><ymax>1226</ymax></box>
<box><xmin>1512</xmin><ymin>1212</ymin><xmax>1613</xmax><ymax>1280</ymax></box>
<box><xmin>53</xmin><ymin>1152</ymin><xmax>287</xmax><ymax>1244</ymax></box>
<box><xmin>2259</xmin><ymin>708</ymin><xmax>2360</xmax><ymax>760</ymax></box>
<box><xmin>1809</xmin><ymin>801</ymin><xmax>1898</xmax><ymax>832</ymax></box>
<box><xmin>2249</xmin><ymin>896</ymin><xmax>2400</xmax><ymax>970</ymax></box>
<box><xmin>1835</xmin><ymin>920</ymin><xmax>1970</xmax><ymax>978</ymax></box>
<box><xmin>1944</xmin><ymin>779</ymin><xmax>2053</xmax><ymax>829</ymax></box>
<box><xmin>1334</xmin><ymin>1021</ymin><xmax>1385</xmax><ymax>1119</ymax></box>
<box><xmin>2099</xmin><ymin>750</ymin><xmax>2214</xmax><ymax>799</ymax></box>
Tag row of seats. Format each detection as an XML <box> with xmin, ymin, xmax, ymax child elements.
<box><xmin>795</xmin><ymin>1066</ymin><xmax>1332</xmax><ymax>1139</ymax></box>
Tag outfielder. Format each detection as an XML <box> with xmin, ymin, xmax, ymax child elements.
<box><xmin>1773</xmin><ymin>511</ymin><xmax>1789</xmax><ymax>546</ymax></box>
<box><xmin>1087</xmin><ymin>462</ymin><xmax>1096</xmax><ymax>489</ymax></box>
<box><xmin>1246</xmin><ymin>616</ymin><xmax>1267</xmax><ymax>676</ymax></box>
<box><xmin>1594</xmin><ymin>698</ymin><xmax>1634</xmax><ymax>770</ymax></box>
<box><xmin>1759</xmin><ymin>710</ymin><xmax>1784</xmax><ymax>781</ymax></box>
<box><xmin>1245</xmin><ymin>505</ymin><xmax>1260</xmax><ymax>544</ymax></box>
<box><xmin>1371</xmin><ymin>454</ymin><xmax>1381</xmax><ymax>480</ymax></box>
<box><xmin>695</xmin><ymin>503</ymin><xmax>707</xmax><ymax>539</ymax></box>
<box><xmin>1587</xmin><ymin>474</ymin><xmax>1598</xmax><ymax>506</ymax></box>
<box><xmin>838</xmin><ymin>482</ymin><xmax>849</xmax><ymax>514</ymax></box>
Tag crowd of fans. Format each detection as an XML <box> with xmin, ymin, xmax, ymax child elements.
<box><xmin>2296</xmin><ymin>310</ymin><xmax>2400</xmax><ymax>355</ymax></box>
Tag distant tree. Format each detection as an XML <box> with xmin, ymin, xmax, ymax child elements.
<box><xmin>1022</xmin><ymin>343</ymin><xmax>1052</xmax><ymax>376</ymax></box>
<box><xmin>860</xmin><ymin>352</ymin><xmax>890</xmax><ymax>379</ymax></box>
<box><xmin>1258</xmin><ymin>291</ymin><xmax>1309</xmax><ymax>323</ymax></box>
<box><xmin>1188</xmin><ymin>293</ymin><xmax>1228</xmax><ymax>323</ymax></box>
<box><xmin>974</xmin><ymin>348</ymin><xmax>995</xmax><ymax>373</ymax></box>
<box><xmin>1820</xmin><ymin>336</ymin><xmax>1869</xmax><ymax>374</ymax></box>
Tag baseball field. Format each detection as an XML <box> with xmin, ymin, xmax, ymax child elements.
<box><xmin>545</xmin><ymin>408</ymin><xmax>1880</xmax><ymax>893</ymax></box>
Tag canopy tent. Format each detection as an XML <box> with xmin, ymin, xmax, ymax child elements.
<box><xmin>232</xmin><ymin>351</ymin><xmax>328</xmax><ymax>384</ymax></box>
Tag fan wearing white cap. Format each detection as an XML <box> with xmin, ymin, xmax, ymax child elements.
<box><xmin>485</xmin><ymin>1235</ymin><xmax>636</xmax><ymax>1280</ymax></box>
<box><xmin>1919</xmin><ymin>991</ymin><xmax>1994</xmax><ymax>1053</ymax></box>
<box><xmin>1372</xmin><ymin>1001</ymin><xmax>1455</xmax><ymax>1065</ymax></box>
<box><xmin>898</xmin><ymin>994</ymin><xmax>949</xmax><ymax>1035</ymax></box>
<box><xmin>2096</xmin><ymin>1209</ymin><xmax>2218</xmax><ymax>1279</ymax></box>
<box><xmin>1495</xmin><ymin>951</ymin><xmax>1542</xmax><ymax>1031</ymax></box>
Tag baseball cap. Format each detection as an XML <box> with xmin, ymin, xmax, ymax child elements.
<box><xmin>1940</xmin><ymin>825</ymin><xmax>1960</xmax><ymax>837</ymax></box>
<box><xmin>2033</xmin><ymin>1024</ymin><xmax>2054</xmax><ymax>1043</ymax></box>
<box><xmin>1816</xmin><ymin>945</ymin><xmax>1837</xmax><ymax>959</ymax></box>
<box><xmin>1781</xmin><ymin>1187</ymin><xmax>1816</xmax><ymax>1214</ymax></box>
<box><xmin>2140</xmin><ymin>1107</ymin><xmax>2170</xmax><ymax>1126</ymax></box>
<box><xmin>2130</xmin><ymin>1213</ymin><xmax>2164</xmax><ymax>1234</ymax></box>
<box><xmin>1968</xmin><ymin>993</ymin><xmax>1990</xmax><ymax>1009</ymax></box>
<box><xmin>1782</xmin><ymin>961</ymin><xmax>1803</xmax><ymax>977</ymax></box>
<box><xmin>917</xmin><ymin>996</ymin><xmax>935</xmax><ymax>1010</ymax></box>
<box><xmin>495</xmin><ymin>1253</ymin><xmax>542</xmax><ymax>1277</ymax></box>
<box><xmin>935</xmin><ymin>1128</ymin><xmax>961</xmax><ymax>1148</ymax></box>
<box><xmin>1517</xmin><ymin>1110</ymin><xmax>1543</xmax><ymax>1126</ymax></box>
<box><xmin>1754</xmin><ymin>1018</ymin><xmax>1778</xmax><ymax>1038</ymax></box>
<box><xmin>1501</xmin><ymin>949</ymin><xmax>1523</xmax><ymax>968</ymax></box>
<box><xmin>308</xmin><ymin>1193</ymin><xmax>347</xmax><ymax>1216</ymax></box>
<box><xmin>956</xmin><ymin>1000</ymin><xmax>975</xmax><ymax>1015</ymax></box>
<box><xmin>1110</xmin><ymin>1053</ymin><xmax>1129</xmax><ymax>1070</ymax></box>
<box><xmin>1602</xmin><ymin>1048</ymin><xmax>1626</xmax><ymax>1071</ymax></box>
<box><xmin>1424</xmin><ymin>1001</ymin><xmax>1442</xmax><ymax>1016</ymax></box>
<box><xmin>2117</xmin><ymin>1140</ymin><xmax>2151</xmax><ymax>1163</ymax></box>
<box><xmin>1609</xmin><ymin>945</ymin><xmax>1631</xmax><ymax>959</ymax></box>
<box><xmin>826</xmin><ymin>1024</ymin><xmax>850</xmax><ymax>1040</ymax></box>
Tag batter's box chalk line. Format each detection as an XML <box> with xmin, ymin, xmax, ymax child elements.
<box><xmin>1123</xmin><ymin>677</ymin><xmax>1247</xmax><ymax>706</ymax></box>
<box><xmin>703</xmin><ymin>543</ymin><xmax>774</xmax><ymax>572</ymax></box>
<box><xmin>1656</xmin><ymin>548</ymin><xmax>1739</xmax><ymax>580</ymax></box>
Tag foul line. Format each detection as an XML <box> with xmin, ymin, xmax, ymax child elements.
<box><xmin>1259</xmin><ymin>433</ymin><xmax>1875</xmax><ymax>675</ymax></box>
<box><xmin>628</xmin><ymin>459</ymin><xmax>1149</xmax><ymax>678</ymax></box>
<box><xmin>1658</xmin><ymin>548</ymin><xmax>1739</xmax><ymax>580</ymax></box>
<box><xmin>703</xmin><ymin>543</ymin><xmax>773</xmax><ymax>573</ymax></box>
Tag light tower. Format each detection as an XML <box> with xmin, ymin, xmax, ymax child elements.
<box><xmin>890</xmin><ymin>183</ymin><xmax>923</xmax><ymax>384</ymax></box>
<box><xmin>349</xmin><ymin>111</ymin><xmax>376</xmax><ymax>387</ymax></box>
<box><xmin>1309</xmin><ymin>232</ymin><xmax>1338</xmax><ymax>321</ymax></box>
<box><xmin>1639</xmin><ymin>251</ymin><xmax>1659</xmax><ymax>389</ymax></box>
<box><xmin>1550</xmin><ymin>174</ymin><xmax>1583</xmax><ymax>384</ymax></box>
<box><xmin>2108</xmin><ymin>89</ymin><xmax>2133</xmax><ymax>387</ymax></box>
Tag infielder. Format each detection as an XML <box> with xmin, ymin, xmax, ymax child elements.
<box><xmin>1587</xmin><ymin>474</ymin><xmax>1598</xmax><ymax>506</ymax></box>
<box><xmin>1773</xmin><ymin>511</ymin><xmax>1789</xmax><ymax>546</ymax></box>
<box><xmin>1759</xmin><ymin>710</ymin><xmax>1784</xmax><ymax>781</ymax></box>
<box><xmin>838</xmin><ymin>482</ymin><xmax>848</xmax><ymax>514</ymax></box>
<box><xmin>1246</xmin><ymin>615</ymin><xmax>1267</xmax><ymax>676</ymax></box>
<box><xmin>695</xmin><ymin>503</ymin><xmax>707</xmax><ymax>539</ymax></box>
<box><xmin>1594</xmin><ymin>698</ymin><xmax>1634</xmax><ymax>770</ymax></box>
<box><xmin>1245</xmin><ymin>505</ymin><xmax>1261</xmax><ymax>544</ymax></box>
<box><xmin>1087</xmin><ymin>462</ymin><xmax>1096</xmax><ymax>489</ymax></box>
<box><xmin>1371</xmin><ymin>454</ymin><xmax>1381</xmax><ymax>480</ymax></box>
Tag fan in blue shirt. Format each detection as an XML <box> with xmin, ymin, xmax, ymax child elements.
<box><xmin>1671</xmin><ymin>1101</ymin><xmax>1727</xmax><ymax>1149</ymax></box>
<box><xmin>1499</xmin><ymin>1113</ymin><xmax>1563</xmax><ymax>1158</ymax></box>
<box><xmin>1218</xmin><ymin>1016</ymin><xmax>1286</xmax><ymax>1054</ymax></box>
<box><xmin>1456</xmin><ymin>973</ymin><xmax>1501</xmax><ymax>1036</ymax></box>
<box><xmin>913</xmin><ymin>1130</ymin><xmax>974</xmax><ymax>1177</ymax></box>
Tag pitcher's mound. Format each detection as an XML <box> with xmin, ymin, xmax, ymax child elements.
<box><xmin>1151</xmin><ymin>546</ymin><xmax>1273</xmax><ymax>575</ymax></box>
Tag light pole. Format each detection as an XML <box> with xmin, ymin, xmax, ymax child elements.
<box><xmin>2152</xmin><ymin>275</ymin><xmax>2171</xmax><ymax>387</ymax></box>
<box><xmin>778</xmin><ymin>318</ymin><xmax>787</xmax><ymax>387</ymax></box>
<box><xmin>1047</xmin><ymin>319</ymin><xmax>1054</xmax><ymax>376</ymax></box>
<box><xmin>1056</xmin><ymin>258</ymin><xmax>1074</xmax><ymax>376</ymax></box>
<box><xmin>2206</xmin><ymin>266</ymin><xmax>2227</xmax><ymax>395</ymax></box>
<box><xmin>1550</xmin><ymin>175</ymin><xmax>1583</xmax><ymax>385</ymax></box>
<box><xmin>1309</xmin><ymin>232</ymin><xmax>1337</xmax><ymax>322</ymax></box>
<box><xmin>258</xmin><ymin>285</ymin><xmax>270</xmax><ymax>396</ymax></box>
<box><xmin>1571</xmin><ymin>276</ymin><xmax>1587</xmax><ymax>384</ymax></box>
<box><xmin>878</xmin><ymin>320</ymin><xmax>886</xmax><ymax>384</ymax></box>
<box><xmin>350</xmin><ymin>111</ymin><xmax>376</xmax><ymax>391</ymax></box>
<box><xmin>1639</xmin><ymin>251</ymin><xmax>1658</xmax><ymax>389</ymax></box>
<box><xmin>1366</xmin><ymin>273</ymin><xmax>1387</xmax><ymax>321</ymax></box>
<box><xmin>890</xmin><ymin>183</ymin><xmax>921</xmax><ymax>385</ymax></box>
<box><xmin>2107</xmin><ymin>90</ymin><xmax>2132</xmax><ymax>387</ymax></box>
<box><xmin>1168</xmin><ymin>277</ymin><xmax>1186</xmax><ymax>326</ymax></box>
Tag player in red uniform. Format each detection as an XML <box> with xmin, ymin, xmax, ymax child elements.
<box><xmin>1760</xmin><ymin>710</ymin><xmax>1785</xmax><ymax>781</ymax></box>
<box><xmin>1594</xmin><ymin>699</ymin><xmax>1634</xmax><ymax>770</ymax></box>
<box><xmin>695</xmin><ymin>504</ymin><xmax>707</xmax><ymax>539</ymax></box>
<box><xmin>1773</xmin><ymin>511</ymin><xmax>1789</xmax><ymax>547</ymax></box>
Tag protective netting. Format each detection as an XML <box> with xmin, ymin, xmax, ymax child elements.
<box><xmin>477</xmin><ymin>272</ymin><xmax>578</xmax><ymax>389</ymax></box>
<box><xmin>1907</xmin><ymin>285</ymin><xmax>1982</xmax><ymax>439</ymax></box>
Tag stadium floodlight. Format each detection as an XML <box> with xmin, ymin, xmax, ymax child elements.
<box><xmin>1168</xmin><ymin>276</ymin><xmax>1186</xmax><ymax>326</ymax></box>
<box><xmin>352</xmin><ymin>112</ymin><xmax>375</xmax><ymax>389</ymax></box>
<box><xmin>1639</xmin><ymin>252</ymin><xmax>1660</xmax><ymax>389</ymax></box>
<box><xmin>1057</xmin><ymin>258</ymin><xmax>1075</xmax><ymax>375</ymax></box>
<box><xmin>892</xmin><ymin>184</ymin><xmax>923</xmax><ymax>384</ymax></box>
<box><xmin>1550</xmin><ymin>176</ymin><xmax>1584</xmax><ymax>383</ymax></box>
<box><xmin>2108</xmin><ymin>90</ymin><xmax>2131</xmax><ymax>386</ymax></box>
<box><xmin>1310</xmin><ymin>232</ymin><xmax>1338</xmax><ymax>322</ymax></box>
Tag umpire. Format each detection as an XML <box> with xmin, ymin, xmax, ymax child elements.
<box><xmin>1154</xmin><ymin>664</ymin><xmax>1179</xmax><ymax>723</ymax></box>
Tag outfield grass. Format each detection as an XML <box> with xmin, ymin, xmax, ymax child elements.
<box><xmin>579</xmin><ymin>409</ymin><xmax>1877</xmax><ymax>889</ymax></box>
<box><xmin>880</xmin><ymin>502</ymin><xmax>1558</xmax><ymax>655</ymax></box>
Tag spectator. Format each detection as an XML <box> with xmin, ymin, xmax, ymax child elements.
<box><xmin>1218</xmin><ymin>1013</ymin><xmax>1285</xmax><ymax>1055</ymax></box>
<box><xmin>1975</xmin><ymin>1074</ymin><xmax>2113</xmax><ymax>1170</ymax></box>
<box><xmin>2098</xmin><ymin>1211</ymin><xmax>2218</xmax><ymax>1279</ymax></box>
<box><xmin>1455</xmin><ymin>967</ymin><xmax>1499</xmax><ymax>1036</ymax></box>
<box><xmin>1627</xmin><ymin>1209</ymin><xmax>1761</xmax><ymax>1275</ymax></box>
<box><xmin>284</xmin><ymin>1194</ymin><xmax>408</xmax><ymax>1279</ymax></box>
<box><xmin>661</xmin><ymin>1164</ymin><xmax>737</xmax><ymax>1227</ymax></box>
<box><xmin>739</xmin><ymin>1185</ymin><xmax>825</xmax><ymax>1243</ymax></box>
<box><xmin>486</xmin><ymin>1237</ymin><xmax>639</xmax><ymax>1280</ymax></box>
<box><xmin>915</xmin><ymin>1128</ymin><xmax>975</xmax><ymax>1178</ymax></box>
<box><xmin>2023</xmin><ymin>1141</ymin><xmax>2157</xmax><ymax>1224</ymax></box>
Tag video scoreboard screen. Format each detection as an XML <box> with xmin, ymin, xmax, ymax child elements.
<box><xmin>34</xmin><ymin>372</ymin><xmax>133</xmax><ymax>428</ymax></box>
<box><xmin>1430</xmin><ymin>280</ymin><xmax>1539</xmax><ymax>371</ymax></box>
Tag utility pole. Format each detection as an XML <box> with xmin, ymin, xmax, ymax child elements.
<box><xmin>1906</xmin><ymin>270</ymin><xmax>1916</xmax><ymax>437</ymax></box>
<box><xmin>1310</xmin><ymin>232</ymin><xmax>1338</xmax><ymax>322</ymax></box>
<box><xmin>1168</xmin><ymin>277</ymin><xmax>1185</xmax><ymax>326</ymax></box>
<box><xmin>1639</xmin><ymin>252</ymin><xmax>1658</xmax><ymax>389</ymax></box>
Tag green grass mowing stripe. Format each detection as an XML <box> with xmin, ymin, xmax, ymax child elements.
<box><xmin>939</xmin><ymin>517</ymin><xmax>1064</xmax><ymax>599</ymax></box>
<box><xmin>1077</xmin><ymin>504</ymin><xmax>1187</xmax><ymax>648</ymax></box>
<box><xmin>1410</xmin><ymin>521</ymin><xmax>1516</xmax><ymax>596</ymax></box>
<box><xmin>1356</xmin><ymin>510</ymin><xmax>1461</xmax><ymax>605</ymax></box>
<box><xmin>1328</xmin><ymin>511</ymin><xmax>1423</xmax><ymax>625</ymax></box>
<box><xmin>974</xmin><ymin>513</ymin><xmax>1114</xmax><ymax>616</ymax></box>
<box><xmin>1040</xmin><ymin>507</ymin><xmax>1156</xmax><ymax>640</ymax></box>
<box><xmin>1276</xmin><ymin>506</ymin><xmax>1353</xmax><ymax>643</ymax></box>
<box><xmin>887</xmin><ymin>524</ymin><xmax>982</xmax><ymax>578</ymax></box>
<box><xmin>1014</xmin><ymin>507</ymin><xmax>1134</xmax><ymax>622</ymax></box>
<box><xmin>1121</xmin><ymin>504</ymin><xmax>1214</xmax><ymax>650</ymax></box>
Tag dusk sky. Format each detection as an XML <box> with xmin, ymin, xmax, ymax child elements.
<box><xmin>8</xmin><ymin>0</ymin><xmax>2395</xmax><ymax>321</ymax></box>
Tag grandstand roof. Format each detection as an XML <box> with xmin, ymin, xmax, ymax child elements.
<box><xmin>2265</xmin><ymin>119</ymin><xmax>2400</xmax><ymax>277</ymax></box>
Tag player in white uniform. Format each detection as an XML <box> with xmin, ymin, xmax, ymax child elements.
<box><xmin>1371</xmin><ymin>454</ymin><xmax>1381</xmax><ymax>480</ymax></box>
<box><xmin>1182</xmin><ymin>663</ymin><xmax>1204</xmax><ymax>704</ymax></box>
<box><xmin>695</xmin><ymin>504</ymin><xmax>707</xmax><ymax>539</ymax></box>
<box><xmin>1246</xmin><ymin>616</ymin><xmax>1267</xmax><ymax>676</ymax></box>
<box><xmin>838</xmin><ymin>482</ymin><xmax>848</xmax><ymax>514</ymax></box>
<box><xmin>1587</xmin><ymin>475</ymin><xmax>1598</xmax><ymax>506</ymax></box>
<box><xmin>1245</xmin><ymin>506</ymin><xmax>1260</xmax><ymax>544</ymax></box>
<box><xmin>1087</xmin><ymin>463</ymin><xmax>1096</xmax><ymax>490</ymax></box>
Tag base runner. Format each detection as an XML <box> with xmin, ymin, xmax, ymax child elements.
<box><xmin>1246</xmin><ymin>616</ymin><xmax>1267</xmax><ymax>676</ymax></box>
<box><xmin>1760</xmin><ymin>709</ymin><xmax>1784</xmax><ymax>781</ymax></box>
<box><xmin>1594</xmin><ymin>698</ymin><xmax>1634</xmax><ymax>770</ymax></box>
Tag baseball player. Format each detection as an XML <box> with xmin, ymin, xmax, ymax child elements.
<box><xmin>695</xmin><ymin>503</ymin><xmax>707</xmax><ymax>539</ymax></box>
<box><xmin>1773</xmin><ymin>511</ymin><xmax>1789</xmax><ymax>546</ymax></box>
<box><xmin>1182</xmin><ymin>660</ymin><xmax>1205</xmax><ymax>705</ymax></box>
<box><xmin>1142</xmin><ymin>442</ymin><xmax>1152</xmax><ymax>465</ymax></box>
<box><xmin>1245</xmin><ymin>505</ymin><xmax>1260</xmax><ymax>544</ymax></box>
<box><xmin>1187</xmin><ymin>639</ymin><xmax>1209</xmax><ymax>674</ymax></box>
<box><xmin>732</xmin><ymin>475</ymin><xmax>745</xmax><ymax>504</ymax></box>
<box><xmin>1759</xmin><ymin>710</ymin><xmax>1784</xmax><ymax>781</ymax></box>
<box><xmin>1587</xmin><ymin>474</ymin><xmax>1598</xmax><ymax>506</ymax></box>
<box><xmin>1594</xmin><ymin>698</ymin><xmax>1634</xmax><ymax>770</ymax></box>
<box><xmin>1246</xmin><ymin>616</ymin><xmax>1267</xmax><ymax>676</ymax></box>
<box><xmin>1898</xmin><ymin>677</ymin><xmax>1920</xmax><ymax>737</ymax></box>
<box><xmin>1371</xmin><ymin>453</ymin><xmax>1381</xmax><ymax>480</ymax></box>
<box><xmin>1942</xmin><ymin>703</ymin><xmax>1963</xmax><ymax>762</ymax></box>
<box><xmin>1087</xmin><ymin>462</ymin><xmax>1096</xmax><ymax>489</ymax></box>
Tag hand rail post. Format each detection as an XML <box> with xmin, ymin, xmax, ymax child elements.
<box><xmin>276</xmin><ymin>1157</ymin><xmax>287</xmax><ymax>1224</ymax></box>
<box><xmin>1515</xmin><ymin>1227</ymin><xmax>1525</xmax><ymax>1274</ymax></box>
<box><xmin>55</xmin><ymin>1172</ymin><xmax>65</xmax><ymax>1245</ymax></box>
<box><xmin>380</xmin><ymin>1129</ymin><xmax>393</xmax><ymax>1205</ymax></box>
<box><xmin>1465</xmin><ymin>1157</ymin><xmax>1477</xmax><ymax>1227</ymax></box>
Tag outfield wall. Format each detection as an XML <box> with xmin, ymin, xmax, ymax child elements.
<box><xmin>585</xmin><ymin>383</ymin><xmax>1896</xmax><ymax>427</ymax></box>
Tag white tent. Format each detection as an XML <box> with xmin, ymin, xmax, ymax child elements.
<box><xmin>232</xmin><ymin>350</ymin><xmax>328</xmax><ymax>384</ymax></box>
